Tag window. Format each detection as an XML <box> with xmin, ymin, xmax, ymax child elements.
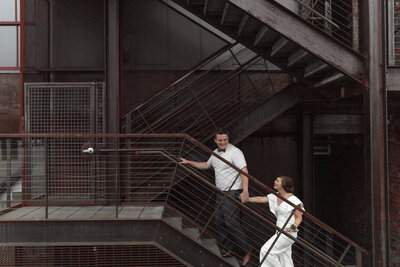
<box><xmin>0</xmin><ymin>0</ymin><xmax>20</xmax><ymax>72</ymax></box>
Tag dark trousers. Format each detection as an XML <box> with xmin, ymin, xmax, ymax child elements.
<box><xmin>215</xmin><ymin>190</ymin><xmax>250</xmax><ymax>253</ymax></box>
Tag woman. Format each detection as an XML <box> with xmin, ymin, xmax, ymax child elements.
<box><xmin>248</xmin><ymin>176</ymin><xmax>304</xmax><ymax>267</ymax></box>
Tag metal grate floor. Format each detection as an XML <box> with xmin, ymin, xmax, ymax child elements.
<box><xmin>0</xmin><ymin>205</ymin><xmax>164</xmax><ymax>220</ymax></box>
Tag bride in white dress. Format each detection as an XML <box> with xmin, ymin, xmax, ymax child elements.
<box><xmin>248</xmin><ymin>176</ymin><xmax>304</xmax><ymax>267</ymax></box>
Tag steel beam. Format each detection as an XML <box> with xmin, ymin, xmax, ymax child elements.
<box><xmin>237</xmin><ymin>13</ymin><xmax>249</xmax><ymax>35</ymax></box>
<box><xmin>106</xmin><ymin>0</ymin><xmax>120</xmax><ymax>205</ymax></box>
<box><xmin>364</xmin><ymin>0</ymin><xmax>389</xmax><ymax>266</ymax></box>
<box><xmin>0</xmin><ymin>219</ymin><xmax>231</xmax><ymax>267</ymax></box>
<box><xmin>229</xmin><ymin>84</ymin><xmax>327</xmax><ymax>144</ymax></box>
<box><xmin>0</xmin><ymin>220</ymin><xmax>159</xmax><ymax>243</ymax></box>
<box><xmin>106</xmin><ymin>0</ymin><xmax>120</xmax><ymax>133</ymax></box>
<box><xmin>227</xmin><ymin>0</ymin><xmax>364</xmax><ymax>81</ymax></box>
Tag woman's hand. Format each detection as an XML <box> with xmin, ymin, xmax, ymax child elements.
<box><xmin>285</xmin><ymin>224</ymin><xmax>298</xmax><ymax>232</ymax></box>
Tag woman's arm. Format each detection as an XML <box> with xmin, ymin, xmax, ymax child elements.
<box><xmin>285</xmin><ymin>209</ymin><xmax>303</xmax><ymax>232</ymax></box>
<box><xmin>248</xmin><ymin>196</ymin><xmax>269</xmax><ymax>203</ymax></box>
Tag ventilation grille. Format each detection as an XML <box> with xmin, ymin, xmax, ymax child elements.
<box><xmin>0</xmin><ymin>245</ymin><xmax>186</xmax><ymax>266</ymax></box>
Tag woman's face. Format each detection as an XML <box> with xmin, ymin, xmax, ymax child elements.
<box><xmin>274</xmin><ymin>177</ymin><xmax>283</xmax><ymax>191</ymax></box>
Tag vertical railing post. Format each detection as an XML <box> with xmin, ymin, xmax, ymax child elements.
<box><xmin>6</xmin><ymin>138</ymin><xmax>12</xmax><ymax>208</ymax></box>
<box><xmin>356</xmin><ymin>247</ymin><xmax>363</xmax><ymax>267</ymax></box>
<box><xmin>352</xmin><ymin>0</ymin><xmax>360</xmax><ymax>51</ymax></box>
<box><xmin>324</xmin><ymin>0</ymin><xmax>332</xmax><ymax>34</ymax></box>
<box><xmin>45</xmin><ymin>137</ymin><xmax>49</xmax><ymax>219</ymax></box>
<box><xmin>115</xmin><ymin>137</ymin><xmax>119</xmax><ymax>219</ymax></box>
<box><xmin>164</xmin><ymin>138</ymin><xmax>185</xmax><ymax>206</ymax></box>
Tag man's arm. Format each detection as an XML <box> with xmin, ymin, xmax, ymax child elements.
<box><xmin>239</xmin><ymin>166</ymin><xmax>249</xmax><ymax>202</ymax></box>
<box><xmin>180</xmin><ymin>158</ymin><xmax>210</xmax><ymax>170</ymax></box>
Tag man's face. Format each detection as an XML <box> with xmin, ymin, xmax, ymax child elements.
<box><xmin>214</xmin><ymin>134</ymin><xmax>229</xmax><ymax>150</ymax></box>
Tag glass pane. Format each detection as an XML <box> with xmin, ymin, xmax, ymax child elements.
<box><xmin>17</xmin><ymin>25</ymin><xmax>20</xmax><ymax>67</ymax></box>
<box><xmin>17</xmin><ymin>0</ymin><xmax>20</xmax><ymax>21</ymax></box>
<box><xmin>0</xmin><ymin>26</ymin><xmax>17</xmax><ymax>67</ymax></box>
<box><xmin>0</xmin><ymin>0</ymin><xmax>16</xmax><ymax>21</ymax></box>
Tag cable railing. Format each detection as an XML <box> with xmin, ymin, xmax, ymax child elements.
<box><xmin>0</xmin><ymin>134</ymin><xmax>366</xmax><ymax>266</ymax></box>
<box><xmin>121</xmin><ymin>43</ymin><xmax>283</xmax><ymax>143</ymax></box>
<box><xmin>274</xmin><ymin>0</ymin><xmax>360</xmax><ymax>50</ymax></box>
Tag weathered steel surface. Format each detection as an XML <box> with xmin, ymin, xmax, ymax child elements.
<box><xmin>365</xmin><ymin>0</ymin><xmax>389</xmax><ymax>266</ymax></box>
<box><xmin>0</xmin><ymin>217</ymin><xmax>231</xmax><ymax>267</ymax></box>
<box><xmin>227</xmin><ymin>0</ymin><xmax>364</xmax><ymax>80</ymax></box>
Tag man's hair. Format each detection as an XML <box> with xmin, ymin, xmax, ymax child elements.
<box><xmin>279</xmin><ymin>176</ymin><xmax>295</xmax><ymax>193</ymax></box>
<box><xmin>214</xmin><ymin>127</ymin><xmax>229</xmax><ymax>138</ymax></box>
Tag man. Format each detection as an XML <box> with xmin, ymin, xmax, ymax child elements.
<box><xmin>180</xmin><ymin>128</ymin><xmax>252</xmax><ymax>265</ymax></box>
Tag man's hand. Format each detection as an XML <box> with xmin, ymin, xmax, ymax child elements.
<box><xmin>180</xmin><ymin>158</ymin><xmax>189</xmax><ymax>164</ymax></box>
<box><xmin>240</xmin><ymin>190</ymin><xmax>249</xmax><ymax>203</ymax></box>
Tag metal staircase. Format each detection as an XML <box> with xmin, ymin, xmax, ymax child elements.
<box><xmin>0</xmin><ymin>134</ymin><xmax>367</xmax><ymax>266</ymax></box>
<box><xmin>120</xmin><ymin>39</ymin><xmax>330</xmax><ymax>203</ymax></box>
<box><xmin>163</xmin><ymin>0</ymin><xmax>365</xmax><ymax>87</ymax></box>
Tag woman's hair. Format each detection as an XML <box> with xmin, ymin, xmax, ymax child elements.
<box><xmin>279</xmin><ymin>176</ymin><xmax>295</xmax><ymax>193</ymax></box>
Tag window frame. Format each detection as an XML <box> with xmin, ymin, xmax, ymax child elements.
<box><xmin>0</xmin><ymin>0</ymin><xmax>20</xmax><ymax>72</ymax></box>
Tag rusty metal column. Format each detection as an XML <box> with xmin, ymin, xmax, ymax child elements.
<box><xmin>106</xmin><ymin>0</ymin><xmax>120</xmax><ymax>205</ymax></box>
<box><xmin>106</xmin><ymin>0</ymin><xmax>120</xmax><ymax>134</ymax></box>
<box><xmin>364</xmin><ymin>0</ymin><xmax>389</xmax><ymax>266</ymax></box>
<box><xmin>301</xmin><ymin>114</ymin><xmax>313</xmax><ymax>213</ymax></box>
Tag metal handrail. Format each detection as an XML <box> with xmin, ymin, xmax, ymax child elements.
<box><xmin>120</xmin><ymin>43</ymin><xmax>272</xmax><ymax>140</ymax></box>
<box><xmin>0</xmin><ymin>133</ymin><xmax>367</xmax><ymax>258</ymax></box>
<box><xmin>183</xmin><ymin>134</ymin><xmax>367</xmax><ymax>254</ymax></box>
<box><xmin>121</xmin><ymin>42</ymin><xmax>237</xmax><ymax>118</ymax></box>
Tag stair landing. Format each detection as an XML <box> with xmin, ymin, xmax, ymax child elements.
<box><xmin>0</xmin><ymin>205</ymin><xmax>164</xmax><ymax>220</ymax></box>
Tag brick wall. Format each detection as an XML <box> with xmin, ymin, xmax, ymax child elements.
<box><xmin>314</xmin><ymin>140</ymin><xmax>367</xmax><ymax>248</ymax></box>
<box><xmin>389</xmin><ymin>101</ymin><xmax>400</xmax><ymax>266</ymax></box>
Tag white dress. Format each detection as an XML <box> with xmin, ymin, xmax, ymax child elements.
<box><xmin>260</xmin><ymin>194</ymin><xmax>304</xmax><ymax>267</ymax></box>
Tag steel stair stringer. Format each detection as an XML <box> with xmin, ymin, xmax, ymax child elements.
<box><xmin>228</xmin><ymin>83</ymin><xmax>328</xmax><ymax>144</ymax></box>
<box><xmin>165</xmin><ymin>0</ymin><xmax>366</xmax><ymax>87</ymax></box>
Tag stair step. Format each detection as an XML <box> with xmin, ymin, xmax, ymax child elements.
<box><xmin>165</xmin><ymin>216</ymin><xmax>183</xmax><ymax>230</ymax></box>
<box><xmin>139</xmin><ymin>205</ymin><xmax>164</xmax><ymax>219</ymax></box>
<box><xmin>183</xmin><ymin>227</ymin><xmax>200</xmax><ymax>240</ymax></box>
<box><xmin>201</xmin><ymin>238</ymin><xmax>221</xmax><ymax>256</ymax></box>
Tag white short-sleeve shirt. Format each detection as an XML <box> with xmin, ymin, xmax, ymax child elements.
<box><xmin>207</xmin><ymin>143</ymin><xmax>247</xmax><ymax>191</ymax></box>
